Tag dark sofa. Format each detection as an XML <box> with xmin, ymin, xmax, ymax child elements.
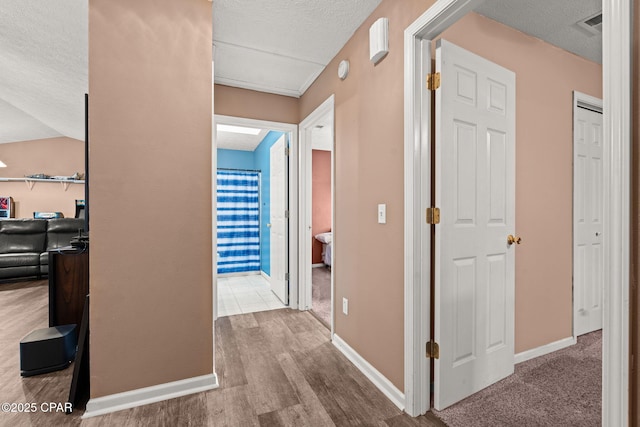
<box><xmin>0</xmin><ymin>218</ymin><xmax>85</xmax><ymax>280</ymax></box>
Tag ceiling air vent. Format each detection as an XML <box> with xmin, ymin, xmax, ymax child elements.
<box><xmin>576</xmin><ymin>12</ymin><xmax>602</xmax><ymax>36</ymax></box>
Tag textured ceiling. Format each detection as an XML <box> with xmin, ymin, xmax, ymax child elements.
<box><xmin>216</xmin><ymin>125</ymin><xmax>269</xmax><ymax>152</ymax></box>
<box><xmin>213</xmin><ymin>0</ymin><xmax>383</xmax><ymax>97</ymax></box>
<box><xmin>0</xmin><ymin>98</ymin><xmax>61</xmax><ymax>144</ymax></box>
<box><xmin>0</xmin><ymin>0</ymin><xmax>87</xmax><ymax>144</ymax></box>
<box><xmin>475</xmin><ymin>0</ymin><xmax>602</xmax><ymax>63</ymax></box>
<box><xmin>2</xmin><ymin>0</ymin><xmax>603</xmax><ymax>146</ymax></box>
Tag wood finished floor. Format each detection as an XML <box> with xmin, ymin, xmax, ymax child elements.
<box><xmin>0</xmin><ymin>280</ymin><xmax>445</xmax><ymax>426</ymax></box>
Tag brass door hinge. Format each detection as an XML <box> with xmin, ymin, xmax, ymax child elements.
<box><xmin>426</xmin><ymin>340</ymin><xmax>440</xmax><ymax>359</ymax></box>
<box><xmin>426</xmin><ymin>72</ymin><xmax>441</xmax><ymax>90</ymax></box>
<box><xmin>285</xmin><ymin>147</ymin><xmax>290</xmax><ymax>156</ymax></box>
<box><xmin>426</xmin><ymin>207</ymin><xmax>440</xmax><ymax>224</ymax></box>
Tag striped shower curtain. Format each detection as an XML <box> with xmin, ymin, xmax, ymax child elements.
<box><xmin>216</xmin><ymin>170</ymin><xmax>260</xmax><ymax>274</ymax></box>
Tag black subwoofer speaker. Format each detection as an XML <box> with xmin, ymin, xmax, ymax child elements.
<box><xmin>20</xmin><ymin>324</ymin><xmax>77</xmax><ymax>377</ymax></box>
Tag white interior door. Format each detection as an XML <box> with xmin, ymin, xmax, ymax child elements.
<box><xmin>434</xmin><ymin>39</ymin><xmax>516</xmax><ymax>410</ymax></box>
<box><xmin>270</xmin><ymin>135</ymin><xmax>288</xmax><ymax>304</ymax></box>
<box><xmin>573</xmin><ymin>104</ymin><xmax>603</xmax><ymax>336</ymax></box>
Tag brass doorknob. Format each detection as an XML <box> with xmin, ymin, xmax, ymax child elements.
<box><xmin>267</xmin><ymin>223</ymin><xmax>272</xmax><ymax>228</ymax></box>
<box><xmin>507</xmin><ymin>235</ymin><xmax>522</xmax><ymax>245</ymax></box>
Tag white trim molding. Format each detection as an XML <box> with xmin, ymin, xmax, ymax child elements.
<box><xmin>602</xmin><ymin>0</ymin><xmax>632</xmax><ymax>425</ymax></box>
<box><xmin>83</xmin><ymin>374</ymin><xmax>219</xmax><ymax>418</ymax></box>
<box><xmin>298</xmin><ymin>94</ymin><xmax>337</xmax><ymax>342</ymax></box>
<box><xmin>514</xmin><ymin>337</ymin><xmax>577</xmax><ymax>365</ymax></box>
<box><xmin>402</xmin><ymin>33</ymin><xmax>431</xmax><ymax>417</ymax></box>
<box><xmin>403</xmin><ymin>0</ymin><xmax>485</xmax><ymax>417</ymax></box>
<box><xmin>574</xmin><ymin>90</ymin><xmax>604</xmax><ymax>114</ymax></box>
<box><xmin>405</xmin><ymin>0</ymin><xmax>485</xmax><ymax>40</ymax></box>
<box><xmin>332</xmin><ymin>334</ymin><xmax>405</xmax><ymax>411</ymax></box>
<box><xmin>260</xmin><ymin>270</ymin><xmax>272</xmax><ymax>283</ymax></box>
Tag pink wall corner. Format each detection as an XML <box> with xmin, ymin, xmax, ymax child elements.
<box><xmin>312</xmin><ymin>150</ymin><xmax>332</xmax><ymax>263</ymax></box>
<box><xmin>300</xmin><ymin>0</ymin><xmax>437</xmax><ymax>391</ymax></box>
<box><xmin>89</xmin><ymin>0</ymin><xmax>213</xmax><ymax>398</ymax></box>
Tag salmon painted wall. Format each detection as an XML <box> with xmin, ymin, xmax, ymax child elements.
<box><xmin>89</xmin><ymin>0</ymin><xmax>213</xmax><ymax>397</ymax></box>
<box><xmin>0</xmin><ymin>137</ymin><xmax>84</xmax><ymax>218</ymax></box>
<box><xmin>440</xmin><ymin>13</ymin><xmax>602</xmax><ymax>353</ymax></box>
<box><xmin>312</xmin><ymin>150</ymin><xmax>331</xmax><ymax>264</ymax></box>
<box><xmin>214</xmin><ymin>84</ymin><xmax>299</xmax><ymax>124</ymax></box>
<box><xmin>300</xmin><ymin>0</ymin><xmax>602</xmax><ymax>389</ymax></box>
<box><xmin>300</xmin><ymin>0</ymin><xmax>436</xmax><ymax>390</ymax></box>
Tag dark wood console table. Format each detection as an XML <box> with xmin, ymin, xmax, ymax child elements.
<box><xmin>48</xmin><ymin>244</ymin><xmax>90</xmax><ymax>411</ymax></box>
<box><xmin>48</xmin><ymin>246</ymin><xmax>89</xmax><ymax>329</ymax></box>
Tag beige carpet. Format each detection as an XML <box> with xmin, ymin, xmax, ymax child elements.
<box><xmin>311</xmin><ymin>266</ymin><xmax>331</xmax><ymax>326</ymax></box>
<box><xmin>433</xmin><ymin>330</ymin><xmax>602</xmax><ymax>426</ymax></box>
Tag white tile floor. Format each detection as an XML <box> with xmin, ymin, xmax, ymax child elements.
<box><xmin>217</xmin><ymin>274</ymin><xmax>286</xmax><ymax>317</ymax></box>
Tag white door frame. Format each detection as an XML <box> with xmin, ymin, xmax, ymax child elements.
<box><xmin>213</xmin><ymin>115</ymin><xmax>300</xmax><ymax>316</ymax></box>
<box><xmin>403</xmin><ymin>0</ymin><xmax>631</xmax><ymax>424</ymax></box>
<box><xmin>572</xmin><ymin>90</ymin><xmax>604</xmax><ymax>341</ymax></box>
<box><xmin>298</xmin><ymin>95</ymin><xmax>335</xmax><ymax>337</ymax></box>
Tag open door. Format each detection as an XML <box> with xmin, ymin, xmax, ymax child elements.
<box><xmin>433</xmin><ymin>39</ymin><xmax>516</xmax><ymax>410</ymax></box>
<box><xmin>270</xmin><ymin>134</ymin><xmax>288</xmax><ymax>304</ymax></box>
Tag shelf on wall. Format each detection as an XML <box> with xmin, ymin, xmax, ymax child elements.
<box><xmin>0</xmin><ymin>177</ymin><xmax>85</xmax><ymax>192</ymax></box>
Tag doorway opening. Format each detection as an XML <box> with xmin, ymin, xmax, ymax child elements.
<box><xmin>299</xmin><ymin>96</ymin><xmax>335</xmax><ymax>333</ymax></box>
<box><xmin>213</xmin><ymin>115</ymin><xmax>299</xmax><ymax>318</ymax></box>
<box><xmin>403</xmin><ymin>0</ymin><xmax>630</xmax><ymax>423</ymax></box>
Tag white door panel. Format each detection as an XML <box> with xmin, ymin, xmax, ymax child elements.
<box><xmin>270</xmin><ymin>135</ymin><xmax>288</xmax><ymax>304</ymax></box>
<box><xmin>574</xmin><ymin>106</ymin><xmax>603</xmax><ymax>336</ymax></box>
<box><xmin>434</xmin><ymin>39</ymin><xmax>516</xmax><ymax>410</ymax></box>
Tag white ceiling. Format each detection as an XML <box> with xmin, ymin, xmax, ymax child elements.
<box><xmin>213</xmin><ymin>0</ymin><xmax>383</xmax><ymax>97</ymax></box>
<box><xmin>475</xmin><ymin>0</ymin><xmax>602</xmax><ymax>64</ymax></box>
<box><xmin>1</xmin><ymin>0</ymin><xmax>603</xmax><ymax>147</ymax></box>
<box><xmin>0</xmin><ymin>98</ymin><xmax>61</xmax><ymax>143</ymax></box>
<box><xmin>216</xmin><ymin>125</ymin><xmax>270</xmax><ymax>151</ymax></box>
<box><xmin>0</xmin><ymin>0</ymin><xmax>88</xmax><ymax>144</ymax></box>
<box><xmin>213</xmin><ymin>0</ymin><xmax>602</xmax><ymax>99</ymax></box>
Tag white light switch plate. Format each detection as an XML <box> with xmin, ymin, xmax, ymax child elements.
<box><xmin>343</xmin><ymin>297</ymin><xmax>349</xmax><ymax>315</ymax></box>
<box><xmin>378</xmin><ymin>204</ymin><xmax>386</xmax><ymax>224</ymax></box>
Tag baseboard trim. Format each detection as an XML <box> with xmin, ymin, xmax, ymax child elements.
<box><xmin>332</xmin><ymin>334</ymin><xmax>405</xmax><ymax>411</ymax></box>
<box><xmin>312</xmin><ymin>263</ymin><xmax>325</xmax><ymax>268</ymax></box>
<box><xmin>261</xmin><ymin>271</ymin><xmax>271</xmax><ymax>282</ymax></box>
<box><xmin>82</xmin><ymin>373</ymin><xmax>219</xmax><ymax>418</ymax></box>
<box><xmin>514</xmin><ymin>336</ymin><xmax>577</xmax><ymax>365</ymax></box>
<box><xmin>218</xmin><ymin>271</ymin><xmax>260</xmax><ymax>278</ymax></box>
